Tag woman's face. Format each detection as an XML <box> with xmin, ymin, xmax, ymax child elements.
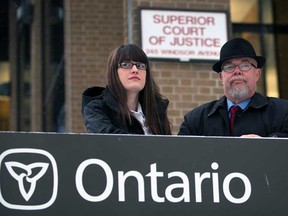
<box><xmin>117</xmin><ymin>62</ymin><xmax>147</xmax><ymax>94</ymax></box>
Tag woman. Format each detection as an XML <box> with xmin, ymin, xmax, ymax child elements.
<box><xmin>82</xmin><ymin>44</ymin><xmax>172</xmax><ymax>135</ymax></box>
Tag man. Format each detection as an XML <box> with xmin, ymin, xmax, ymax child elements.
<box><xmin>178</xmin><ymin>38</ymin><xmax>288</xmax><ymax>137</ymax></box>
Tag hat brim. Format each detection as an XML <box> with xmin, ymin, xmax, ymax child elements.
<box><xmin>212</xmin><ymin>55</ymin><xmax>266</xmax><ymax>73</ymax></box>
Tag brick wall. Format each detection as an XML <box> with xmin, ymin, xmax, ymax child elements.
<box><xmin>65</xmin><ymin>0</ymin><xmax>229</xmax><ymax>134</ymax></box>
<box><xmin>64</xmin><ymin>0</ymin><xmax>125</xmax><ymax>132</ymax></box>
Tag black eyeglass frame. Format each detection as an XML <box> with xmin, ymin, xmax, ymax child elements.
<box><xmin>221</xmin><ymin>62</ymin><xmax>257</xmax><ymax>73</ymax></box>
<box><xmin>117</xmin><ymin>62</ymin><xmax>147</xmax><ymax>70</ymax></box>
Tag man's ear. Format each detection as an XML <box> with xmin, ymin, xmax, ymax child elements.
<box><xmin>255</xmin><ymin>68</ymin><xmax>262</xmax><ymax>81</ymax></box>
<box><xmin>219</xmin><ymin>72</ymin><xmax>223</xmax><ymax>81</ymax></box>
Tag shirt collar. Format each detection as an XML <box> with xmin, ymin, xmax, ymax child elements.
<box><xmin>131</xmin><ymin>103</ymin><xmax>152</xmax><ymax>135</ymax></box>
<box><xmin>227</xmin><ymin>98</ymin><xmax>251</xmax><ymax>111</ymax></box>
<box><xmin>131</xmin><ymin>102</ymin><xmax>143</xmax><ymax>114</ymax></box>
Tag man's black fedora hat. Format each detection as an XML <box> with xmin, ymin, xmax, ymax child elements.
<box><xmin>212</xmin><ymin>38</ymin><xmax>266</xmax><ymax>73</ymax></box>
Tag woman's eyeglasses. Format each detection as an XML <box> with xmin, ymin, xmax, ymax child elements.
<box><xmin>118</xmin><ymin>62</ymin><xmax>147</xmax><ymax>70</ymax></box>
<box><xmin>222</xmin><ymin>62</ymin><xmax>256</xmax><ymax>73</ymax></box>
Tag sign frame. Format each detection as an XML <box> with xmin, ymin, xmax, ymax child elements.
<box><xmin>1</xmin><ymin>132</ymin><xmax>288</xmax><ymax>216</ymax></box>
<box><xmin>139</xmin><ymin>7</ymin><xmax>230</xmax><ymax>62</ymax></box>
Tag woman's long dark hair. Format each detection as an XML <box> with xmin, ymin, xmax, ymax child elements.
<box><xmin>106</xmin><ymin>44</ymin><xmax>171</xmax><ymax>135</ymax></box>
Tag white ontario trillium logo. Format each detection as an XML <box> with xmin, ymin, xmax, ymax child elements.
<box><xmin>5</xmin><ymin>161</ymin><xmax>49</xmax><ymax>201</ymax></box>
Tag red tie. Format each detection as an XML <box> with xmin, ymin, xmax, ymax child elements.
<box><xmin>230</xmin><ymin>106</ymin><xmax>240</xmax><ymax>136</ymax></box>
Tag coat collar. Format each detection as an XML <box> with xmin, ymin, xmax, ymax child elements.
<box><xmin>208</xmin><ymin>92</ymin><xmax>269</xmax><ymax>117</ymax></box>
<box><xmin>82</xmin><ymin>85</ymin><xmax>169</xmax><ymax>114</ymax></box>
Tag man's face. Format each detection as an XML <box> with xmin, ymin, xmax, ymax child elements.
<box><xmin>219</xmin><ymin>57</ymin><xmax>262</xmax><ymax>103</ymax></box>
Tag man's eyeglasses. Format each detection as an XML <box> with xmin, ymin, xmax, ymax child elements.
<box><xmin>222</xmin><ymin>62</ymin><xmax>256</xmax><ymax>73</ymax></box>
<box><xmin>118</xmin><ymin>62</ymin><xmax>147</xmax><ymax>70</ymax></box>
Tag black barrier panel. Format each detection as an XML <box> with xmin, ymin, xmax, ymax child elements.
<box><xmin>0</xmin><ymin>132</ymin><xmax>288</xmax><ymax>216</ymax></box>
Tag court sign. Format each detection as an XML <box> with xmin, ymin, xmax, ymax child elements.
<box><xmin>139</xmin><ymin>8</ymin><xmax>229</xmax><ymax>61</ymax></box>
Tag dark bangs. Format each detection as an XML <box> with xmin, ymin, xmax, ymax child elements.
<box><xmin>116</xmin><ymin>44</ymin><xmax>149</xmax><ymax>66</ymax></box>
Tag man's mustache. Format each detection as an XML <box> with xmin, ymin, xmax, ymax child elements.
<box><xmin>229</xmin><ymin>76</ymin><xmax>248</xmax><ymax>84</ymax></box>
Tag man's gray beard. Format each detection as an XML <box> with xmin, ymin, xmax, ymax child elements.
<box><xmin>228</xmin><ymin>86</ymin><xmax>250</xmax><ymax>100</ymax></box>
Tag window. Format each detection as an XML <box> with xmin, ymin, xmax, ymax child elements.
<box><xmin>230</xmin><ymin>0</ymin><xmax>283</xmax><ymax>98</ymax></box>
